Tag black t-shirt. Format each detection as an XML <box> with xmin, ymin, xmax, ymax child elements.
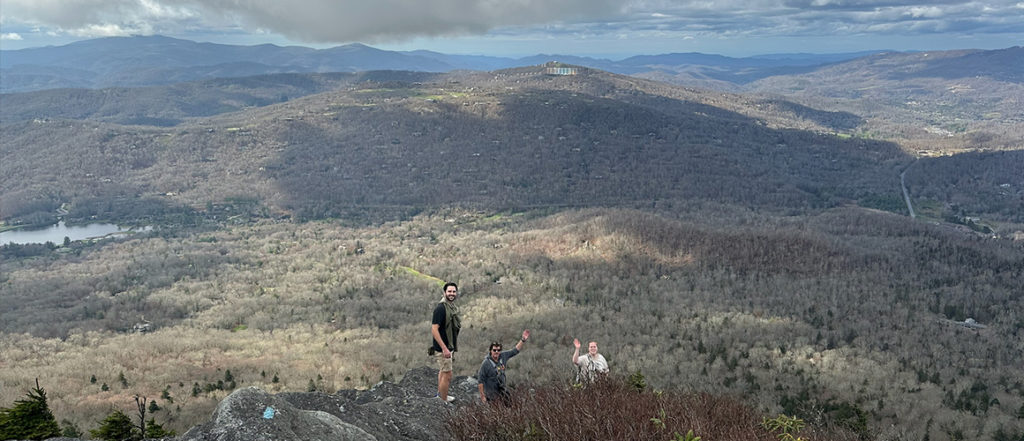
<box><xmin>431</xmin><ymin>302</ymin><xmax>458</xmax><ymax>352</ymax></box>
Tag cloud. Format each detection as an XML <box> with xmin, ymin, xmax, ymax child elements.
<box><xmin>1</xmin><ymin>33</ymin><xmax>25</xmax><ymax>41</ymax></box>
<box><xmin>0</xmin><ymin>0</ymin><xmax>626</xmax><ymax>43</ymax></box>
<box><xmin>0</xmin><ymin>0</ymin><xmax>1021</xmax><ymax>46</ymax></box>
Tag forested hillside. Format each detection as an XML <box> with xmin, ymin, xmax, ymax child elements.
<box><xmin>743</xmin><ymin>48</ymin><xmax>1024</xmax><ymax>154</ymax></box>
<box><xmin>0</xmin><ymin>71</ymin><xmax>440</xmax><ymax>126</ymax></box>
<box><xmin>0</xmin><ymin>66</ymin><xmax>1012</xmax><ymax>228</ymax></box>
<box><xmin>2</xmin><ymin>64</ymin><xmax>1023</xmax><ymax>440</ymax></box>
<box><xmin>2</xmin><ymin>208</ymin><xmax>1022</xmax><ymax>440</ymax></box>
<box><xmin>4</xmin><ymin>65</ymin><xmax>1021</xmax><ymax>232</ymax></box>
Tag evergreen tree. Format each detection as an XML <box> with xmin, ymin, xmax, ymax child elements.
<box><xmin>0</xmin><ymin>382</ymin><xmax>61</xmax><ymax>440</ymax></box>
<box><xmin>60</xmin><ymin>419</ymin><xmax>83</xmax><ymax>438</ymax></box>
<box><xmin>143</xmin><ymin>418</ymin><xmax>175</xmax><ymax>438</ymax></box>
<box><xmin>89</xmin><ymin>410</ymin><xmax>136</xmax><ymax>441</ymax></box>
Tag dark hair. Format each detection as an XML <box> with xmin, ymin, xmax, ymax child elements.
<box><xmin>489</xmin><ymin>341</ymin><xmax>502</xmax><ymax>351</ymax></box>
<box><xmin>443</xmin><ymin>282</ymin><xmax>458</xmax><ymax>292</ymax></box>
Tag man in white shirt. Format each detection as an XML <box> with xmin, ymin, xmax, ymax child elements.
<box><xmin>572</xmin><ymin>338</ymin><xmax>609</xmax><ymax>382</ymax></box>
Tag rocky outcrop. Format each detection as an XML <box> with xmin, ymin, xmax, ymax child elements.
<box><xmin>32</xmin><ymin>367</ymin><xmax>478</xmax><ymax>441</ymax></box>
<box><xmin>175</xmin><ymin>366</ymin><xmax>480</xmax><ymax>441</ymax></box>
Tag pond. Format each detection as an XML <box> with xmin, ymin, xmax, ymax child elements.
<box><xmin>0</xmin><ymin>221</ymin><xmax>151</xmax><ymax>245</ymax></box>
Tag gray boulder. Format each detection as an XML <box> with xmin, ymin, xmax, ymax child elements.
<box><xmin>176</xmin><ymin>387</ymin><xmax>374</xmax><ymax>441</ymax></box>
<box><xmin>175</xmin><ymin>366</ymin><xmax>480</xmax><ymax>441</ymax></box>
<box><xmin>40</xmin><ymin>366</ymin><xmax>479</xmax><ymax>441</ymax></box>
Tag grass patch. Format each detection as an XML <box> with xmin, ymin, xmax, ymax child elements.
<box><xmin>398</xmin><ymin>266</ymin><xmax>444</xmax><ymax>285</ymax></box>
<box><xmin>915</xmin><ymin>198</ymin><xmax>945</xmax><ymax>218</ymax></box>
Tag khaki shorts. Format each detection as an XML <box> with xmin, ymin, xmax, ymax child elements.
<box><xmin>434</xmin><ymin>352</ymin><xmax>453</xmax><ymax>373</ymax></box>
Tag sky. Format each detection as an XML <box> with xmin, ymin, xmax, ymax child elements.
<box><xmin>1</xmin><ymin>0</ymin><xmax>1022</xmax><ymax>58</ymax></box>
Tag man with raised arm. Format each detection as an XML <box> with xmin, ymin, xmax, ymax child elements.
<box><xmin>477</xmin><ymin>329</ymin><xmax>530</xmax><ymax>404</ymax></box>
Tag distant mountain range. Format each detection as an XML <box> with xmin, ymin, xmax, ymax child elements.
<box><xmin>4</xmin><ymin>37</ymin><xmax>1020</xmax><ymax>154</ymax></box>
<box><xmin>0</xmin><ymin>35</ymin><xmax>882</xmax><ymax>93</ymax></box>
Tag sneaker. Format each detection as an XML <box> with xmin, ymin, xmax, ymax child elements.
<box><xmin>436</xmin><ymin>393</ymin><xmax>456</xmax><ymax>402</ymax></box>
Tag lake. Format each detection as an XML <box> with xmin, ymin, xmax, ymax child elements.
<box><xmin>0</xmin><ymin>221</ymin><xmax>150</xmax><ymax>245</ymax></box>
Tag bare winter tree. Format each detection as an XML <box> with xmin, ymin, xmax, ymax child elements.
<box><xmin>134</xmin><ymin>395</ymin><xmax>147</xmax><ymax>437</ymax></box>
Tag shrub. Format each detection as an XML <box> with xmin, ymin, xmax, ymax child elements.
<box><xmin>144</xmin><ymin>418</ymin><xmax>175</xmax><ymax>438</ymax></box>
<box><xmin>60</xmin><ymin>419</ymin><xmax>83</xmax><ymax>438</ymax></box>
<box><xmin>89</xmin><ymin>410</ymin><xmax>136</xmax><ymax>441</ymax></box>
<box><xmin>0</xmin><ymin>382</ymin><xmax>61</xmax><ymax>440</ymax></box>
<box><xmin>762</xmin><ymin>414</ymin><xmax>807</xmax><ymax>441</ymax></box>
<box><xmin>446</xmin><ymin>375</ymin><xmax>858</xmax><ymax>441</ymax></box>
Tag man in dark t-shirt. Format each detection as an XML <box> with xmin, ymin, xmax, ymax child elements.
<box><xmin>431</xmin><ymin>282</ymin><xmax>460</xmax><ymax>402</ymax></box>
<box><xmin>477</xmin><ymin>329</ymin><xmax>530</xmax><ymax>404</ymax></box>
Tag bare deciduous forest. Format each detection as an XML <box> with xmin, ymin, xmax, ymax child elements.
<box><xmin>2</xmin><ymin>208</ymin><xmax>1022</xmax><ymax>439</ymax></box>
<box><xmin>2</xmin><ymin>61</ymin><xmax>1023</xmax><ymax>440</ymax></box>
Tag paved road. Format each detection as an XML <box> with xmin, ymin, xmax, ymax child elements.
<box><xmin>901</xmin><ymin>159</ymin><xmax>918</xmax><ymax>218</ymax></box>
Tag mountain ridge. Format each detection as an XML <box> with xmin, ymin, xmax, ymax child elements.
<box><xmin>5</xmin><ymin>37</ymin><xmax>1019</xmax><ymax>156</ymax></box>
<box><xmin>1</xmin><ymin>66</ymin><xmax>923</xmax><ymax>228</ymax></box>
<box><xmin>1</xmin><ymin>35</ymin><xmax>885</xmax><ymax>93</ymax></box>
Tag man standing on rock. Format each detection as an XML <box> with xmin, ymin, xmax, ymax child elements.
<box><xmin>431</xmin><ymin>282</ymin><xmax>461</xmax><ymax>403</ymax></box>
<box><xmin>477</xmin><ymin>329</ymin><xmax>530</xmax><ymax>404</ymax></box>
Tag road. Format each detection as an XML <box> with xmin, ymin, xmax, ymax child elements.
<box><xmin>900</xmin><ymin>159</ymin><xmax>918</xmax><ymax>218</ymax></box>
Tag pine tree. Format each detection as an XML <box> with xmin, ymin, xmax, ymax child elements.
<box><xmin>143</xmin><ymin>418</ymin><xmax>175</xmax><ymax>438</ymax></box>
<box><xmin>0</xmin><ymin>381</ymin><xmax>62</xmax><ymax>440</ymax></box>
<box><xmin>89</xmin><ymin>410</ymin><xmax>136</xmax><ymax>441</ymax></box>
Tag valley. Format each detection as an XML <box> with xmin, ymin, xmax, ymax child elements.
<box><xmin>1</xmin><ymin>47</ymin><xmax>1023</xmax><ymax>440</ymax></box>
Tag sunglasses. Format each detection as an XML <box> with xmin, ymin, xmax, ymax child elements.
<box><xmin>491</xmin><ymin>348</ymin><xmax>502</xmax><ymax>352</ymax></box>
